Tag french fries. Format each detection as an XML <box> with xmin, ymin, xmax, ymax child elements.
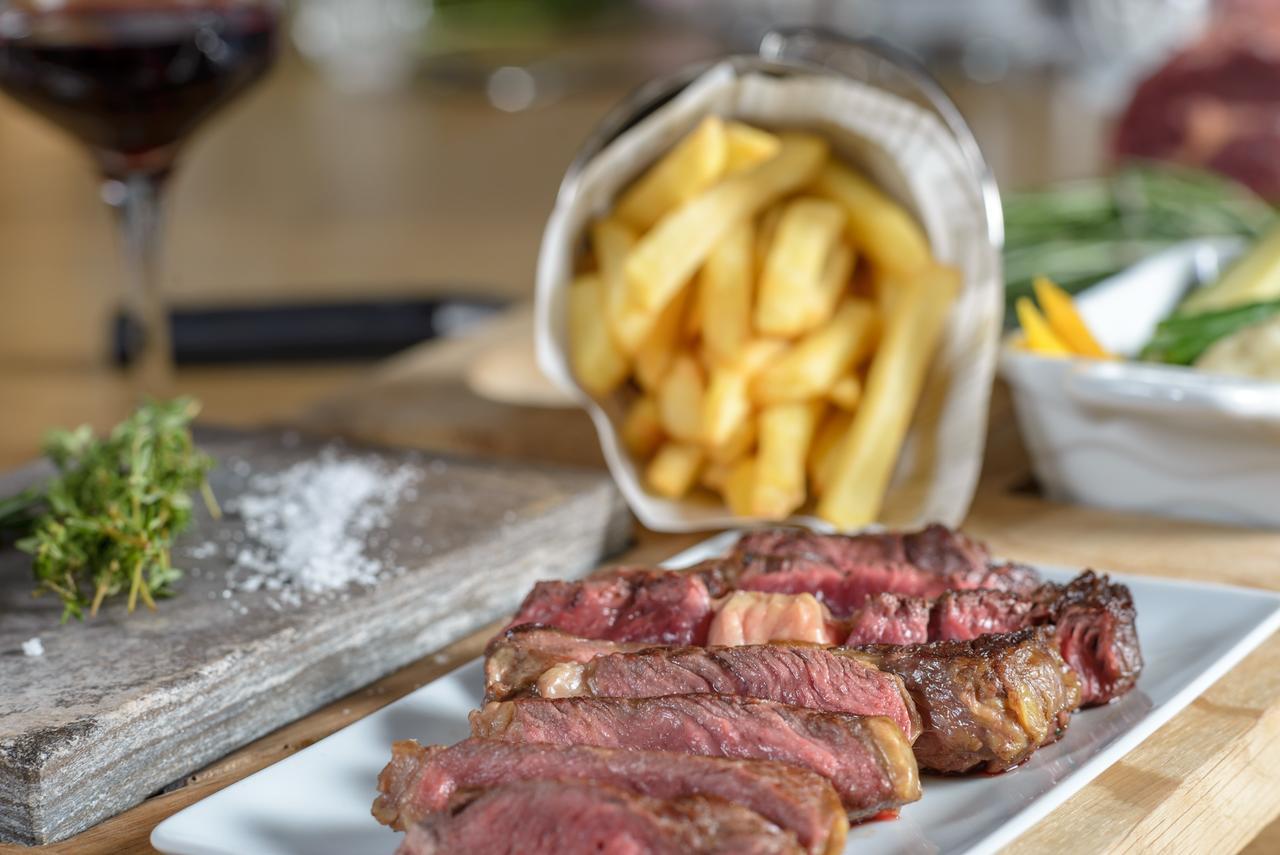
<box><xmin>753</xmin><ymin>402</ymin><xmax>821</xmax><ymax>518</ymax></box>
<box><xmin>752</xmin><ymin>299</ymin><xmax>878</xmax><ymax>404</ymax></box>
<box><xmin>566</xmin><ymin>119</ymin><xmax>953</xmax><ymax>527</ymax></box>
<box><xmin>725</xmin><ymin>122</ymin><xmax>781</xmax><ymax>174</ymax></box>
<box><xmin>811</xmin><ymin>162</ymin><xmax>931</xmax><ymax>280</ymax></box>
<box><xmin>624</xmin><ymin>133</ymin><xmax>829</xmax><ymax>313</ymax></box>
<box><xmin>657</xmin><ymin>354</ymin><xmax>705</xmax><ymax>443</ymax></box>
<box><xmin>756</xmin><ymin>197</ymin><xmax>846</xmax><ymax>337</ymax></box>
<box><xmin>647</xmin><ymin>442</ymin><xmax>704</xmax><ymax>499</ymax></box>
<box><xmin>616</xmin><ymin>116</ymin><xmax>727</xmax><ymax>232</ymax></box>
<box><xmin>567</xmin><ymin>273</ymin><xmax>628</xmax><ymax>397</ymax></box>
<box><xmin>700</xmin><ymin>221</ymin><xmax>755</xmax><ymax>367</ymax></box>
<box><xmin>818</xmin><ymin>265</ymin><xmax>959</xmax><ymax>528</ymax></box>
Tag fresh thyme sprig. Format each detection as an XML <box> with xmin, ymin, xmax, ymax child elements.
<box><xmin>3</xmin><ymin>398</ymin><xmax>218</xmax><ymax>622</ymax></box>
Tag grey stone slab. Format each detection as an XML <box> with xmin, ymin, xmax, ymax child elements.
<box><xmin>0</xmin><ymin>428</ymin><xmax>630</xmax><ymax>845</ymax></box>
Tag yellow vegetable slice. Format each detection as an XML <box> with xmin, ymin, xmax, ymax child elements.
<box><xmin>1015</xmin><ymin>297</ymin><xmax>1071</xmax><ymax>357</ymax></box>
<box><xmin>1032</xmin><ymin>277</ymin><xmax>1111</xmax><ymax>359</ymax></box>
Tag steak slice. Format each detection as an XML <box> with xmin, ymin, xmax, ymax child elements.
<box><xmin>374</xmin><ymin>739</ymin><xmax>847</xmax><ymax>855</ymax></box>
<box><xmin>930</xmin><ymin>571</ymin><xmax>1142</xmax><ymax>706</ymax></box>
<box><xmin>529</xmin><ymin>642</ymin><xmax>920</xmax><ymax>742</ymax></box>
<box><xmin>503</xmin><ymin>565</ymin><xmax>719</xmax><ymax>645</ymax></box>
<box><xmin>470</xmin><ymin>694</ymin><xmax>920</xmax><ymax>820</ymax></box>
<box><xmin>731</xmin><ymin>526</ymin><xmax>1039</xmax><ymax>616</ymax></box>
<box><xmin>396</xmin><ymin>779</ymin><xmax>803</xmax><ymax>855</ymax></box>
<box><xmin>843</xmin><ymin>593</ymin><xmax>930</xmax><ymax>646</ymax></box>
<box><xmin>484</xmin><ymin>625</ymin><xmax>650</xmax><ymax>702</ymax></box>
<box><xmin>857</xmin><ymin>627</ymin><xmax>1082</xmax><ymax>773</ymax></box>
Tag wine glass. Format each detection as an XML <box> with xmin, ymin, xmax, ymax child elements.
<box><xmin>0</xmin><ymin>0</ymin><xmax>283</xmax><ymax>396</ymax></box>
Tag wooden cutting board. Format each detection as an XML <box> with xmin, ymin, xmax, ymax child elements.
<box><xmin>0</xmin><ymin>427</ymin><xmax>630</xmax><ymax>846</ymax></box>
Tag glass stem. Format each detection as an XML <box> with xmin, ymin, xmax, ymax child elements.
<box><xmin>106</xmin><ymin>172</ymin><xmax>173</xmax><ymax>400</ymax></box>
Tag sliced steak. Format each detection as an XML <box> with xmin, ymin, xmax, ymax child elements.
<box><xmin>843</xmin><ymin>593</ymin><xmax>929</xmax><ymax>646</ymax></box>
<box><xmin>396</xmin><ymin>779</ymin><xmax>803</xmax><ymax>855</ymax></box>
<box><xmin>731</xmin><ymin>526</ymin><xmax>1039</xmax><ymax>615</ymax></box>
<box><xmin>375</xmin><ymin>739</ymin><xmax>846</xmax><ymax>855</ymax></box>
<box><xmin>484</xmin><ymin>625</ymin><xmax>650</xmax><ymax>702</ymax></box>
<box><xmin>504</xmin><ymin>565</ymin><xmax>717</xmax><ymax>645</ymax></box>
<box><xmin>708</xmin><ymin>591</ymin><xmax>839</xmax><ymax>646</ymax></box>
<box><xmin>470</xmin><ymin>694</ymin><xmax>920</xmax><ymax>820</ymax></box>
<box><xmin>930</xmin><ymin>571</ymin><xmax>1142</xmax><ymax>706</ymax></box>
<box><xmin>1042</xmin><ymin>572</ymin><xmax>1143</xmax><ymax>705</ymax></box>
<box><xmin>530</xmin><ymin>643</ymin><xmax>919</xmax><ymax>741</ymax></box>
<box><xmin>857</xmin><ymin>627</ymin><xmax>1082</xmax><ymax>773</ymax></box>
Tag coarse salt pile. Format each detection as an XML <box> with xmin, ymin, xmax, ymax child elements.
<box><xmin>228</xmin><ymin>449</ymin><xmax>418</xmax><ymax>606</ymax></box>
<box><xmin>22</xmin><ymin>637</ymin><xmax>44</xmax><ymax>657</ymax></box>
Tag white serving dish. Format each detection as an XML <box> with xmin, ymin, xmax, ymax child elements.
<box><xmin>1000</xmin><ymin>238</ymin><xmax>1280</xmax><ymax>529</ymax></box>
<box><xmin>152</xmin><ymin>531</ymin><xmax>1280</xmax><ymax>855</ymax></box>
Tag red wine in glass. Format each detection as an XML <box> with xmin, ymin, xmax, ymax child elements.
<box><xmin>0</xmin><ymin>1</ymin><xmax>282</xmax><ymax>392</ymax></box>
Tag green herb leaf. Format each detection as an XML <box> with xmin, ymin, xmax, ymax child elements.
<box><xmin>5</xmin><ymin>398</ymin><xmax>216</xmax><ymax>622</ymax></box>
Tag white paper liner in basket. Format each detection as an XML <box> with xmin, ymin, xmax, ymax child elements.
<box><xmin>535</xmin><ymin>61</ymin><xmax>1002</xmax><ymax>533</ymax></box>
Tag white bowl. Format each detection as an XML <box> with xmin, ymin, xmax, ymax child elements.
<box><xmin>1000</xmin><ymin>238</ymin><xmax>1280</xmax><ymax>529</ymax></box>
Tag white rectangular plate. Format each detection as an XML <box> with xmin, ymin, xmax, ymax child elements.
<box><xmin>153</xmin><ymin>533</ymin><xmax>1280</xmax><ymax>855</ymax></box>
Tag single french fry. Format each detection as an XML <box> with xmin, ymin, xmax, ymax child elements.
<box><xmin>616</xmin><ymin>116</ymin><xmax>728</xmax><ymax>232</ymax></box>
<box><xmin>753</xmin><ymin>402</ymin><xmax>821</xmax><ymax>519</ymax></box>
<box><xmin>708</xmin><ymin>416</ymin><xmax>756</xmax><ymax>466</ymax></box>
<box><xmin>754</xmin><ymin>204</ymin><xmax>784</xmax><ymax>276</ymax></box>
<box><xmin>593</xmin><ymin>218</ymin><xmax>653</xmax><ymax>354</ymax></box>
<box><xmin>752</xmin><ymin>299</ymin><xmax>879</xmax><ymax>405</ymax></box>
<box><xmin>634</xmin><ymin>285</ymin><xmax>691</xmax><ymax>390</ymax></box>
<box><xmin>723</xmin><ymin>456</ymin><xmax>757</xmax><ymax>516</ymax></box>
<box><xmin>755</xmin><ymin>197</ymin><xmax>846</xmax><ymax>337</ymax></box>
<box><xmin>810</xmin><ymin>161</ymin><xmax>931</xmax><ymax>280</ymax></box>
<box><xmin>625</xmin><ymin>133</ymin><xmax>829</xmax><ymax>313</ymax></box>
<box><xmin>568</xmin><ymin>273</ymin><xmax>628</xmax><ymax>397</ymax></box>
<box><xmin>657</xmin><ymin>353</ymin><xmax>706</xmax><ymax>443</ymax></box>
<box><xmin>621</xmin><ymin>396</ymin><xmax>664</xmax><ymax>460</ymax></box>
<box><xmin>818</xmin><ymin>265</ymin><xmax>959</xmax><ymax>528</ymax></box>
<box><xmin>808</xmin><ymin>241</ymin><xmax>856</xmax><ymax>331</ymax></box>
<box><xmin>1016</xmin><ymin>296</ymin><xmax>1071</xmax><ymax>357</ymax></box>
<box><xmin>725</xmin><ymin>121</ymin><xmax>780</xmax><ymax>173</ymax></box>
<box><xmin>808</xmin><ymin>408</ymin><xmax>853</xmax><ymax>495</ymax></box>
<box><xmin>829</xmin><ymin>374</ymin><xmax>862</xmax><ymax>411</ymax></box>
<box><xmin>1033</xmin><ymin>276</ymin><xmax>1111</xmax><ymax>358</ymax></box>
<box><xmin>700</xmin><ymin>221</ymin><xmax>755</xmax><ymax>367</ymax></box>
<box><xmin>646</xmin><ymin>442</ymin><xmax>704</xmax><ymax>499</ymax></box>
<box><xmin>703</xmin><ymin>339</ymin><xmax>783</xmax><ymax>449</ymax></box>
<box><xmin>701</xmin><ymin>458</ymin><xmax>733</xmax><ymax>492</ymax></box>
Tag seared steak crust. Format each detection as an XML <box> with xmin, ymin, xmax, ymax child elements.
<box><xmin>504</xmin><ymin>566</ymin><xmax>716</xmax><ymax>645</ymax></box>
<box><xmin>484</xmin><ymin>625</ymin><xmax>649</xmax><ymax>702</ymax></box>
<box><xmin>396</xmin><ymin>779</ymin><xmax>804</xmax><ymax>855</ymax></box>
<box><xmin>530</xmin><ymin>642</ymin><xmax>920</xmax><ymax>742</ymax></box>
<box><xmin>928</xmin><ymin>571</ymin><xmax>1142</xmax><ymax>705</ymax></box>
<box><xmin>857</xmin><ymin>627</ymin><xmax>1081</xmax><ymax>773</ymax></box>
<box><xmin>731</xmin><ymin>526</ymin><xmax>1039</xmax><ymax>615</ymax></box>
<box><xmin>374</xmin><ymin>739</ymin><xmax>847</xmax><ymax>855</ymax></box>
<box><xmin>470</xmin><ymin>694</ymin><xmax>921</xmax><ymax>820</ymax></box>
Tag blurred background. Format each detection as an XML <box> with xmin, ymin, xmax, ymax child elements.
<box><xmin>2</xmin><ymin>0</ymin><xmax>1277</xmax><ymax>466</ymax></box>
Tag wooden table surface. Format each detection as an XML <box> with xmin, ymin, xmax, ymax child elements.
<box><xmin>3</xmin><ymin>34</ymin><xmax>1280</xmax><ymax>855</ymax></box>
